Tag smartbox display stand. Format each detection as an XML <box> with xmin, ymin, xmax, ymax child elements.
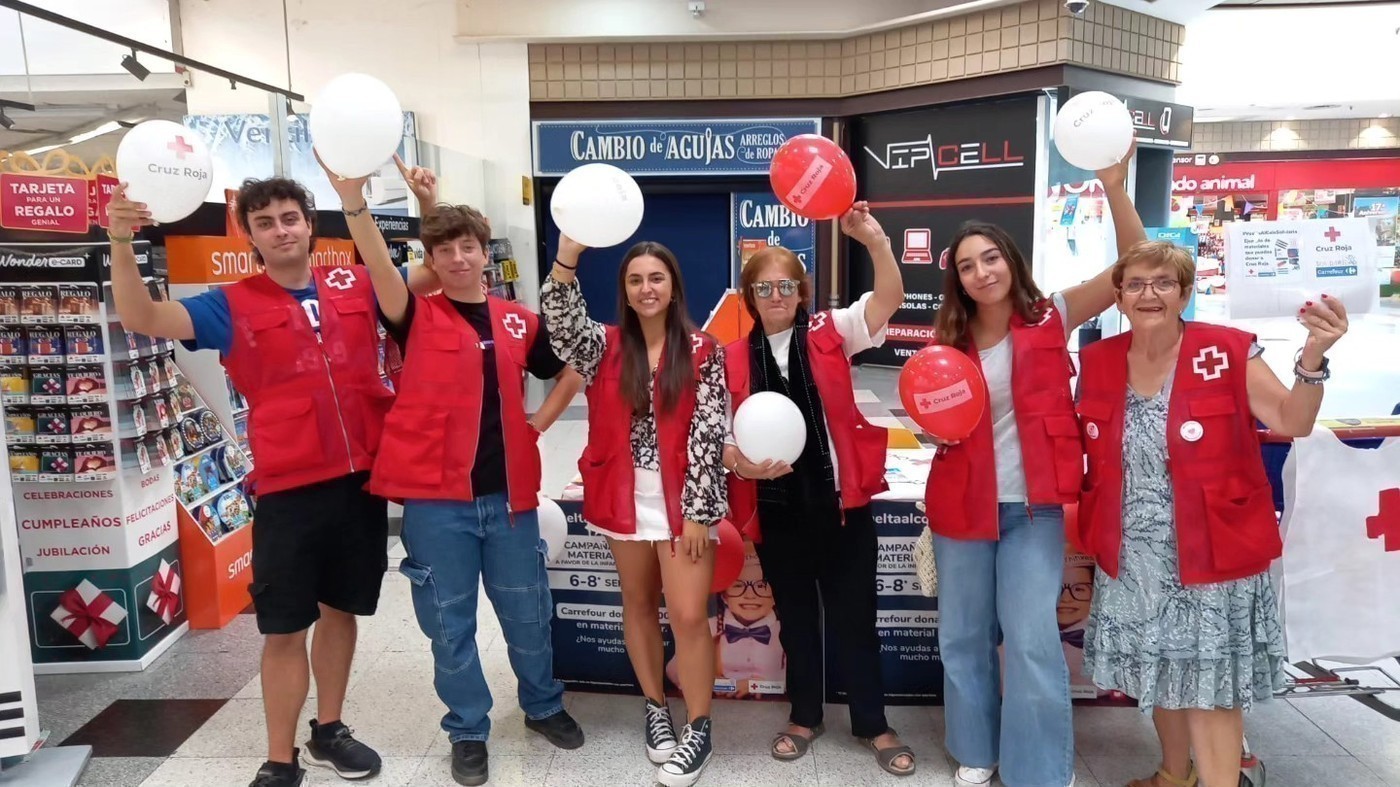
<box><xmin>0</xmin><ymin>242</ymin><xmax>187</xmax><ymax>673</ymax></box>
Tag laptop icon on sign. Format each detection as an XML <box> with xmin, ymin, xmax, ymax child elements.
<box><xmin>902</xmin><ymin>228</ymin><xmax>934</xmax><ymax>265</ymax></box>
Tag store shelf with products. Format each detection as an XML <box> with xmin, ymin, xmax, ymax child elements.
<box><xmin>486</xmin><ymin>237</ymin><xmax>520</xmax><ymax>303</ymax></box>
<box><xmin>0</xmin><ymin>241</ymin><xmax>187</xmax><ymax>672</ymax></box>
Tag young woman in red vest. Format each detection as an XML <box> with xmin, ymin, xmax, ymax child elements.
<box><xmin>326</xmin><ymin>165</ymin><xmax>586</xmax><ymax>787</ymax></box>
<box><xmin>721</xmin><ymin>205</ymin><xmax>914</xmax><ymax>776</ymax></box>
<box><xmin>926</xmin><ymin>154</ymin><xmax>1145</xmax><ymax>787</ymax></box>
<box><xmin>542</xmin><ymin>237</ymin><xmax>728</xmax><ymax>787</ymax></box>
<box><xmin>1077</xmin><ymin>242</ymin><xmax>1347</xmax><ymax>787</ymax></box>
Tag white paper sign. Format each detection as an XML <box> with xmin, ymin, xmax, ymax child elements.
<box><xmin>1224</xmin><ymin>218</ymin><xmax>1377</xmax><ymax>319</ymax></box>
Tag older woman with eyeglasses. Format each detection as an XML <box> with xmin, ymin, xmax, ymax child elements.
<box><xmin>1076</xmin><ymin>241</ymin><xmax>1348</xmax><ymax>787</ymax></box>
<box><xmin>722</xmin><ymin>202</ymin><xmax>912</xmax><ymax>776</ymax></box>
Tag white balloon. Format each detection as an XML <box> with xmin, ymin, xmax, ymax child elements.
<box><xmin>114</xmin><ymin>120</ymin><xmax>214</xmax><ymax>224</ymax></box>
<box><xmin>550</xmin><ymin>163</ymin><xmax>644</xmax><ymax>248</ymax></box>
<box><xmin>309</xmin><ymin>73</ymin><xmax>404</xmax><ymax>179</ymax></box>
<box><xmin>734</xmin><ymin>391</ymin><xmax>806</xmax><ymax>466</ymax></box>
<box><xmin>536</xmin><ymin>495</ymin><xmax>568</xmax><ymax>565</ymax></box>
<box><xmin>1052</xmin><ymin>91</ymin><xmax>1134</xmax><ymax>172</ymax></box>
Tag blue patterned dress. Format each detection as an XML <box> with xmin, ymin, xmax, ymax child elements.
<box><xmin>1082</xmin><ymin>369</ymin><xmax>1287</xmax><ymax>712</ymax></box>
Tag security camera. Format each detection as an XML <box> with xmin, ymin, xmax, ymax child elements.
<box><xmin>688</xmin><ymin>1</ymin><xmax>705</xmax><ymax>17</ymax></box>
<box><xmin>1064</xmin><ymin>0</ymin><xmax>1089</xmax><ymax>15</ymax></box>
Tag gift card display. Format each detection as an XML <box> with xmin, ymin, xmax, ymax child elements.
<box><xmin>20</xmin><ymin>286</ymin><xmax>57</xmax><ymax>323</ymax></box>
<box><xmin>58</xmin><ymin>284</ymin><xmax>100</xmax><ymax>323</ymax></box>
<box><xmin>39</xmin><ymin>448</ymin><xmax>72</xmax><ymax>481</ymax></box>
<box><xmin>73</xmin><ymin>446</ymin><xmax>117</xmax><ymax>479</ymax></box>
<box><xmin>175</xmin><ymin>382</ymin><xmax>198</xmax><ymax>414</ymax></box>
<box><xmin>9</xmin><ymin>446</ymin><xmax>39</xmax><ymax>477</ymax></box>
<box><xmin>34</xmin><ymin>407</ymin><xmax>70</xmax><ymax>443</ymax></box>
<box><xmin>0</xmin><ymin>328</ymin><xmax>27</xmax><ymax>359</ymax></box>
<box><xmin>5</xmin><ymin>409</ymin><xmax>35</xmax><ymax>444</ymax></box>
<box><xmin>69</xmin><ymin>407</ymin><xmax>112</xmax><ymax>443</ymax></box>
<box><xmin>1</xmin><ymin>364</ymin><xmax>29</xmax><ymax>403</ymax></box>
<box><xmin>65</xmin><ymin>366</ymin><xmax>107</xmax><ymax>403</ymax></box>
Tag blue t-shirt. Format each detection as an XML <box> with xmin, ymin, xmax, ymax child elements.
<box><xmin>179</xmin><ymin>267</ymin><xmax>407</xmax><ymax>355</ymax></box>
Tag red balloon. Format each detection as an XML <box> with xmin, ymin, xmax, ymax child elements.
<box><xmin>898</xmin><ymin>345</ymin><xmax>987</xmax><ymax>441</ymax></box>
<box><xmin>710</xmin><ymin>519</ymin><xmax>745</xmax><ymax>594</ymax></box>
<box><xmin>768</xmin><ymin>134</ymin><xmax>857</xmax><ymax>220</ymax></box>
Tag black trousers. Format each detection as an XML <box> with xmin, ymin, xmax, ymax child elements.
<box><xmin>753</xmin><ymin>500</ymin><xmax>888</xmax><ymax>738</ymax></box>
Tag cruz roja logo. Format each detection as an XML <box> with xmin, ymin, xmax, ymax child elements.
<box><xmin>863</xmin><ymin>135</ymin><xmax>1025</xmax><ymax>180</ymax></box>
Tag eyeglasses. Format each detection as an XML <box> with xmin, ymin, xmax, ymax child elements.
<box><xmin>1121</xmin><ymin>278</ymin><xmax>1180</xmax><ymax>295</ymax></box>
<box><xmin>750</xmin><ymin>279</ymin><xmax>799</xmax><ymax>299</ymax></box>
<box><xmin>1060</xmin><ymin>582</ymin><xmax>1092</xmax><ymax>602</ymax></box>
<box><xmin>724</xmin><ymin>579</ymin><xmax>773</xmax><ymax>598</ymax></box>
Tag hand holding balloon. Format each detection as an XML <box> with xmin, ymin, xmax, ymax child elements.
<box><xmin>557</xmin><ymin>234</ymin><xmax>588</xmax><ymax>264</ymax></box>
<box><xmin>728</xmin><ymin>446</ymin><xmax>793</xmax><ymax>480</ymax></box>
<box><xmin>105</xmin><ymin>184</ymin><xmax>153</xmax><ymax>237</ymax></box>
<box><xmin>317</xmin><ymin>150</ymin><xmax>369</xmax><ymax>207</ymax></box>
<box><xmin>838</xmin><ymin>201</ymin><xmax>886</xmax><ymax>247</ymax></box>
<box><xmin>1094</xmin><ymin>138</ymin><xmax>1136</xmax><ymax>191</ymax></box>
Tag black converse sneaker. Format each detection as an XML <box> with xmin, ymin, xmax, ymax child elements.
<box><xmin>301</xmin><ymin>719</ymin><xmax>382</xmax><ymax>780</ymax></box>
<box><xmin>644</xmin><ymin>698</ymin><xmax>678</xmax><ymax>764</ymax></box>
<box><xmin>248</xmin><ymin>751</ymin><xmax>305</xmax><ymax>787</ymax></box>
<box><xmin>657</xmin><ymin>716</ymin><xmax>713</xmax><ymax>787</ymax></box>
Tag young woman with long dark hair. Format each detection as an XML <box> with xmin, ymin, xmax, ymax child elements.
<box><xmin>542</xmin><ymin>237</ymin><xmax>728</xmax><ymax>787</ymax></box>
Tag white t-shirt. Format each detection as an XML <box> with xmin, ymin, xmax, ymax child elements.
<box><xmin>980</xmin><ymin>291</ymin><xmax>1071</xmax><ymax>503</ymax></box>
<box><xmin>725</xmin><ymin>291</ymin><xmax>887</xmax><ymax>491</ymax></box>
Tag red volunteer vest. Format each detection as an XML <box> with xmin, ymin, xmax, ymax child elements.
<box><xmin>580</xmin><ymin>327</ymin><xmax>714</xmax><ymax>538</ymax></box>
<box><xmin>923</xmin><ymin>302</ymin><xmax>1083</xmax><ymax>540</ymax></box>
<box><xmin>222</xmin><ymin>265</ymin><xmax>393</xmax><ymax>495</ymax></box>
<box><xmin>724</xmin><ymin>314</ymin><xmax>889</xmax><ymax>541</ymax></box>
<box><xmin>370</xmin><ymin>295</ymin><xmax>542</xmax><ymax>512</ymax></box>
<box><xmin>1076</xmin><ymin>322</ymin><xmax>1279</xmax><ymax>586</ymax></box>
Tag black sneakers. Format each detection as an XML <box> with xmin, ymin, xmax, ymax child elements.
<box><xmin>644</xmin><ymin>698</ymin><xmax>678</xmax><ymax>764</ymax></box>
<box><xmin>657</xmin><ymin>716</ymin><xmax>714</xmax><ymax>787</ymax></box>
<box><xmin>301</xmin><ymin>719</ymin><xmax>382</xmax><ymax>780</ymax></box>
<box><xmin>248</xmin><ymin>751</ymin><xmax>305</xmax><ymax>787</ymax></box>
<box><xmin>524</xmin><ymin>708</ymin><xmax>586</xmax><ymax>749</ymax></box>
<box><xmin>451</xmin><ymin>740</ymin><xmax>489</xmax><ymax>787</ymax></box>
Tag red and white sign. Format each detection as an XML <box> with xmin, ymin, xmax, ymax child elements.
<box><xmin>0</xmin><ymin>173</ymin><xmax>89</xmax><ymax>234</ymax></box>
<box><xmin>88</xmin><ymin>175</ymin><xmax>120</xmax><ymax>229</ymax></box>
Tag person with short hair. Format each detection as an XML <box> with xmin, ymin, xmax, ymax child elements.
<box><xmin>326</xmin><ymin>159</ymin><xmax>585</xmax><ymax>787</ymax></box>
<box><xmin>108</xmin><ymin>176</ymin><xmax>439</xmax><ymax>787</ymax></box>
<box><xmin>1077</xmin><ymin>240</ymin><xmax>1347</xmax><ymax>787</ymax></box>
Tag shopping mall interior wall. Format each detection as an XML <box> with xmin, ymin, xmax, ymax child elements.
<box><xmin>177</xmin><ymin>0</ymin><xmax>542</xmax><ymax>305</ymax></box>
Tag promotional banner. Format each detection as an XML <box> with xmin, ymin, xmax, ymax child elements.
<box><xmin>532</xmin><ymin>118</ymin><xmax>821</xmax><ymax>177</ymax></box>
<box><xmin>850</xmin><ymin>97</ymin><xmax>1039</xmax><ymax>365</ymax></box>
<box><xmin>183</xmin><ymin>113</ymin><xmax>418</xmax><ymax>215</ymax></box>
<box><xmin>0</xmin><ymin>174</ymin><xmax>89</xmax><ymax>234</ymax></box>
<box><xmin>1224</xmin><ymin>218</ymin><xmax>1378</xmax><ymax>318</ymax></box>
<box><xmin>730</xmin><ymin>192</ymin><xmax>816</xmax><ymax>283</ymax></box>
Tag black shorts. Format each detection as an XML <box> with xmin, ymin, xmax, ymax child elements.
<box><xmin>249</xmin><ymin>471</ymin><xmax>388</xmax><ymax>635</ymax></box>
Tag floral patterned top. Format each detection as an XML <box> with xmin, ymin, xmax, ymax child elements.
<box><xmin>540</xmin><ymin>276</ymin><xmax>728</xmax><ymax>525</ymax></box>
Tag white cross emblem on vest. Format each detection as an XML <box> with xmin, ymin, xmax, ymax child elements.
<box><xmin>809</xmin><ymin>312</ymin><xmax>829</xmax><ymax>333</ymax></box>
<box><xmin>1192</xmin><ymin>345</ymin><xmax>1229</xmax><ymax>381</ymax></box>
<box><xmin>502</xmin><ymin>313</ymin><xmax>527</xmax><ymax>340</ymax></box>
<box><xmin>691</xmin><ymin>333</ymin><xmax>704</xmax><ymax>352</ymax></box>
<box><xmin>325</xmin><ymin>267</ymin><xmax>356</xmax><ymax>290</ymax></box>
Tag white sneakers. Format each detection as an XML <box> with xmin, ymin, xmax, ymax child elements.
<box><xmin>953</xmin><ymin>765</ymin><xmax>1074</xmax><ymax>787</ymax></box>
<box><xmin>955</xmin><ymin>766</ymin><xmax>997</xmax><ymax>786</ymax></box>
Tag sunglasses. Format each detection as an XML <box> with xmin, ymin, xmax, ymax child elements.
<box><xmin>750</xmin><ymin>279</ymin><xmax>799</xmax><ymax>299</ymax></box>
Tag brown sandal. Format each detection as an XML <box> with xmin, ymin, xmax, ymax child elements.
<box><xmin>1127</xmin><ymin>764</ymin><xmax>1197</xmax><ymax>787</ymax></box>
<box><xmin>864</xmin><ymin>729</ymin><xmax>916</xmax><ymax>777</ymax></box>
<box><xmin>770</xmin><ymin>724</ymin><xmax>823</xmax><ymax>761</ymax></box>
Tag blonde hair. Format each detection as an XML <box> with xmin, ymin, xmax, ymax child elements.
<box><xmin>1112</xmin><ymin>240</ymin><xmax>1195</xmax><ymax>293</ymax></box>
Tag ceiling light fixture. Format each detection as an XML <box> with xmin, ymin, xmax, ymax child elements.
<box><xmin>121</xmin><ymin>49</ymin><xmax>150</xmax><ymax>80</ymax></box>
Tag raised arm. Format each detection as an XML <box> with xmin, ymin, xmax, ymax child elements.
<box><xmin>539</xmin><ymin>235</ymin><xmax>607</xmax><ymax>382</ymax></box>
<box><xmin>322</xmin><ymin>156</ymin><xmax>411</xmax><ymax>327</ymax></box>
<box><xmin>107</xmin><ymin>184</ymin><xmax>195</xmax><ymax>340</ymax></box>
<box><xmin>1246</xmin><ymin>295</ymin><xmax>1347</xmax><ymax>436</ymax></box>
<box><xmin>839</xmin><ymin>201</ymin><xmax>903</xmax><ymax>337</ymax></box>
<box><xmin>1061</xmin><ymin>141</ymin><xmax>1148</xmax><ymax>330</ymax></box>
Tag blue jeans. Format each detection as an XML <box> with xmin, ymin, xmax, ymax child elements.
<box><xmin>932</xmin><ymin>503</ymin><xmax>1073</xmax><ymax>787</ymax></box>
<box><xmin>398</xmin><ymin>494</ymin><xmax>565</xmax><ymax>742</ymax></box>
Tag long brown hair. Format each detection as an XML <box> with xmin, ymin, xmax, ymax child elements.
<box><xmin>617</xmin><ymin>242</ymin><xmax>699</xmax><ymax>415</ymax></box>
<box><xmin>932</xmin><ymin>222</ymin><xmax>1046</xmax><ymax>348</ymax></box>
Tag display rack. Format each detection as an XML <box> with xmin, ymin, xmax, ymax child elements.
<box><xmin>0</xmin><ymin>241</ymin><xmax>187</xmax><ymax>672</ymax></box>
<box><xmin>486</xmin><ymin>237</ymin><xmax>520</xmax><ymax>302</ymax></box>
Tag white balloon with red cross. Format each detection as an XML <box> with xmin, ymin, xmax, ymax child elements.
<box><xmin>115</xmin><ymin>119</ymin><xmax>215</xmax><ymax>224</ymax></box>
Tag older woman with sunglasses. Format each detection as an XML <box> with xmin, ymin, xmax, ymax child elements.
<box><xmin>1076</xmin><ymin>241</ymin><xmax>1348</xmax><ymax>787</ymax></box>
<box><xmin>722</xmin><ymin>202</ymin><xmax>911</xmax><ymax>776</ymax></box>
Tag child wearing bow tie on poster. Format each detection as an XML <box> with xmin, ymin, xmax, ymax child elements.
<box><xmin>666</xmin><ymin>542</ymin><xmax>784</xmax><ymax>699</ymax></box>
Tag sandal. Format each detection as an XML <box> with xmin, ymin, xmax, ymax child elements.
<box><xmin>1127</xmin><ymin>764</ymin><xmax>1198</xmax><ymax>787</ymax></box>
<box><xmin>864</xmin><ymin>728</ymin><xmax>916</xmax><ymax>777</ymax></box>
<box><xmin>770</xmin><ymin>724</ymin><xmax>824</xmax><ymax>761</ymax></box>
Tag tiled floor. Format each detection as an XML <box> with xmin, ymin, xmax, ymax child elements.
<box><xmin>28</xmin><ymin>367</ymin><xmax>1400</xmax><ymax>786</ymax></box>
